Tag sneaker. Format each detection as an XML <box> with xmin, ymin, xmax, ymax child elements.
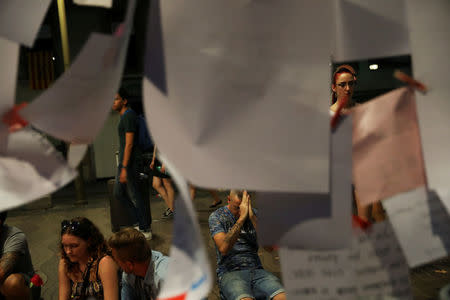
<box><xmin>162</xmin><ymin>209</ymin><xmax>174</xmax><ymax>219</ymax></box>
<box><xmin>134</xmin><ymin>226</ymin><xmax>152</xmax><ymax>240</ymax></box>
<box><xmin>162</xmin><ymin>208</ymin><xmax>171</xmax><ymax>217</ymax></box>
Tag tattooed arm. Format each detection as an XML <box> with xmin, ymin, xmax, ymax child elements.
<box><xmin>0</xmin><ymin>252</ymin><xmax>20</xmax><ymax>285</ymax></box>
<box><xmin>212</xmin><ymin>193</ymin><xmax>250</xmax><ymax>256</ymax></box>
<box><xmin>213</xmin><ymin>219</ymin><xmax>245</xmax><ymax>256</ymax></box>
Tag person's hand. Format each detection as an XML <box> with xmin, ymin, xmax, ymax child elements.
<box><xmin>119</xmin><ymin>167</ymin><xmax>127</xmax><ymax>183</ymax></box>
<box><xmin>238</xmin><ymin>191</ymin><xmax>250</xmax><ymax>221</ymax></box>
<box><xmin>150</xmin><ymin>160</ymin><xmax>155</xmax><ymax>170</ymax></box>
<box><xmin>248</xmin><ymin>193</ymin><xmax>255</xmax><ymax>219</ymax></box>
<box><xmin>160</xmin><ymin>164</ymin><xmax>166</xmax><ymax>173</ymax></box>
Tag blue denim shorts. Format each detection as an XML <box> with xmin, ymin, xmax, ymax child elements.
<box><xmin>219</xmin><ymin>269</ymin><xmax>284</xmax><ymax>300</ymax></box>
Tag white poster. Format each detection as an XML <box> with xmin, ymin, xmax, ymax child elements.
<box><xmin>280</xmin><ymin>222</ymin><xmax>412</xmax><ymax>300</ymax></box>
<box><xmin>384</xmin><ymin>187</ymin><xmax>450</xmax><ymax>267</ymax></box>
<box><xmin>406</xmin><ymin>0</ymin><xmax>450</xmax><ymax>191</ymax></box>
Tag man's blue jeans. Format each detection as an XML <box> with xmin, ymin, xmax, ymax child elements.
<box><xmin>113</xmin><ymin>164</ymin><xmax>151</xmax><ymax>231</ymax></box>
<box><xmin>219</xmin><ymin>269</ymin><xmax>284</xmax><ymax>300</ymax></box>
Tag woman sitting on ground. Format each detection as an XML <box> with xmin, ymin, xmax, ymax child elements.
<box><xmin>58</xmin><ymin>217</ymin><xmax>119</xmax><ymax>300</ymax></box>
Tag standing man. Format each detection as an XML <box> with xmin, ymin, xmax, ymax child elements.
<box><xmin>108</xmin><ymin>228</ymin><xmax>169</xmax><ymax>300</ymax></box>
<box><xmin>112</xmin><ymin>88</ymin><xmax>152</xmax><ymax>239</ymax></box>
<box><xmin>0</xmin><ymin>212</ymin><xmax>35</xmax><ymax>300</ymax></box>
<box><xmin>209</xmin><ymin>190</ymin><xmax>286</xmax><ymax>300</ymax></box>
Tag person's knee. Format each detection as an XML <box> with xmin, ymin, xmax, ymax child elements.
<box><xmin>162</xmin><ymin>180</ymin><xmax>173</xmax><ymax>192</ymax></box>
<box><xmin>272</xmin><ymin>292</ymin><xmax>286</xmax><ymax>300</ymax></box>
<box><xmin>152</xmin><ymin>179</ymin><xmax>162</xmax><ymax>190</ymax></box>
<box><xmin>0</xmin><ymin>273</ymin><xmax>29</xmax><ymax>296</ymax></box>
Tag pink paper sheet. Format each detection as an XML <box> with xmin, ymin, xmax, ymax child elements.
<box><xmin>352</xmin><ymin>87</ymin><xmax>427</xmax><ymax>206</ymax></box>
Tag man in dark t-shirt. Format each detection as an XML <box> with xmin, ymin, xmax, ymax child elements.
<box><xmin>112</xmin><ymin>88</ymin><xmax>152</xmax><ymax>239</ymax></box>
<box><xmin>0</xmin><ymin>211</ymin><xmax>34</xmax><ymax>300</ymax></box>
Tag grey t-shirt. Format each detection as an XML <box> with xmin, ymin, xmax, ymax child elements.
<box><xmin>0</xmin><ymin>225</ymin><xmax>34</xmax><ymax>276</ymax></box>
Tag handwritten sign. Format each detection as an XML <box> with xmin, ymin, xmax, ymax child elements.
<box><xmin>383</xmin><ymin>187</ymin><xmax>450</xmax><ymax>267</ymax></box>
<box><xmin>279</xmin><ymin>222</ymin><xmax>412</xmax><ymax>299</ymax></box>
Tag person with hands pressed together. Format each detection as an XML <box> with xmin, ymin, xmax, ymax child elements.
<box><xmin>209</xmin><ymin>190</ymin><xmax>285</xmax><ymax>300</ymax></box>
<box><xmin>112</xmin><ymin>88</ymin><xmax>152</xmax><ymax>239</ymax></box>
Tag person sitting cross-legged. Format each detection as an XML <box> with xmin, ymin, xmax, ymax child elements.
<box><xmin>209</xmin><ymin>190</ymin><xmax>286</xmax><ymax>300</ymax></box>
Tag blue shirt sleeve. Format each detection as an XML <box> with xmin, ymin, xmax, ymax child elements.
<box><xmin>152</xmin><ymin>250</ymin><xmax>170</xmax><ymax>288</ymax></box>
<box><xmin>208</xmin><ymin>211</ymin><xmax>225</xmax><ymax>237</ymax></box>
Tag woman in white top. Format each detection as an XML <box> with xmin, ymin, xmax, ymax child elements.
<box><xmin>330</xmin><ymin>65</ymin><xmax>385</xmax><ymax>222</ymax></box>
<box><xmin>330</xmin><ymin>65</ymin><xmax>370</xmax><ymax>222</ymax></box>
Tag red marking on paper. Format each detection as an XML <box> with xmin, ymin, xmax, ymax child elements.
<box><xmin>352</xmin><ymin>215</ymin><xmax>371</xmax><ymax>231</ymax></box>
<box><xmin>2</xmin><ymin>102</ymin><xmax>29</xmax><ymax>132</ymax></box>
<box><xmin>394</xmin><ymin>70</ymin><xmax>428</xmax><ymax>93</ymax></box>
<box><xmin>158</xmin><ymin>292</ymin><xmax>187</xmax><ymax>300</ymax></box>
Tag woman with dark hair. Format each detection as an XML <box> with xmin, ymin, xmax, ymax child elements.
<box><xmin>58</xmin><ymin>217</ymin><xmax>119</xmax><ymax>300</ymax></box>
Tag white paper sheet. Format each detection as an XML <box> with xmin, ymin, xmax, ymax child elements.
<box><xmin>67</xmin><ymin>144</ymin><xmax>88</xmax><ymax>168</ymax></box>
<box><xmin>156</xmin><ymin>153</ymin><xmax>212</xmax><ymax>300</ymax></box>
<box><xmin>143</xmin><ymin>0</ymin><xmax>332</xmax><ymax>193</ymax></box>
<box><xmin>0</xmin><ymin>0</ymin><xmax>52</xmax><ymax>47</ymax></box>
<box><xmin>0</xmin><ymin>38</ymin><xmax>20</xmax><ymax>152</ymax></box>
<box><xmin>406</xmin><ymin>0</ymin><xmax>450</xmax><ymax>191</ymax></box>
<box><xmin>280</xmin><ymin>222</ymin><xmax>412</xmax><ymax>300</ymax></box>
<box><xmin>21</xmin><ymin>0</ymin><xmax>136</xmax><ymax>144</ymax></box>
<box><xmin>73</xmin><ymin>0</ymin><xmax>113</xmax><ymax>8</ymax></box>
<box><xmin>383</xmin><ymin>187</ymin><xmax>450</xmax><ymax>268</ymax></box>
<box><xmin>258</xmin><ymin>115</ymin><xmax>353</xmax><ymax>249</ymax></box>
<box><xmin>0</xmin><ymin>38</ymin><xmax>19</xmax><ymax>115</ymax></box>
<box><xmin>333</xmin><ymin>0</ymin><xmax>410</xmax><ymax>62</ymax></box>
<box><xmin>435</xmin><ymin>188</ymin><xmax>450</xmax><ymax>216</ymax></box>
<box><xmin>0</xmin><ymin>127</ymin><xmax>77</xmax><ymax>211</ymax></box>
<box><xmin>352</xmin><ymin>87</ymin><xmax>426</xmax><ymax>206</ymax></box>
